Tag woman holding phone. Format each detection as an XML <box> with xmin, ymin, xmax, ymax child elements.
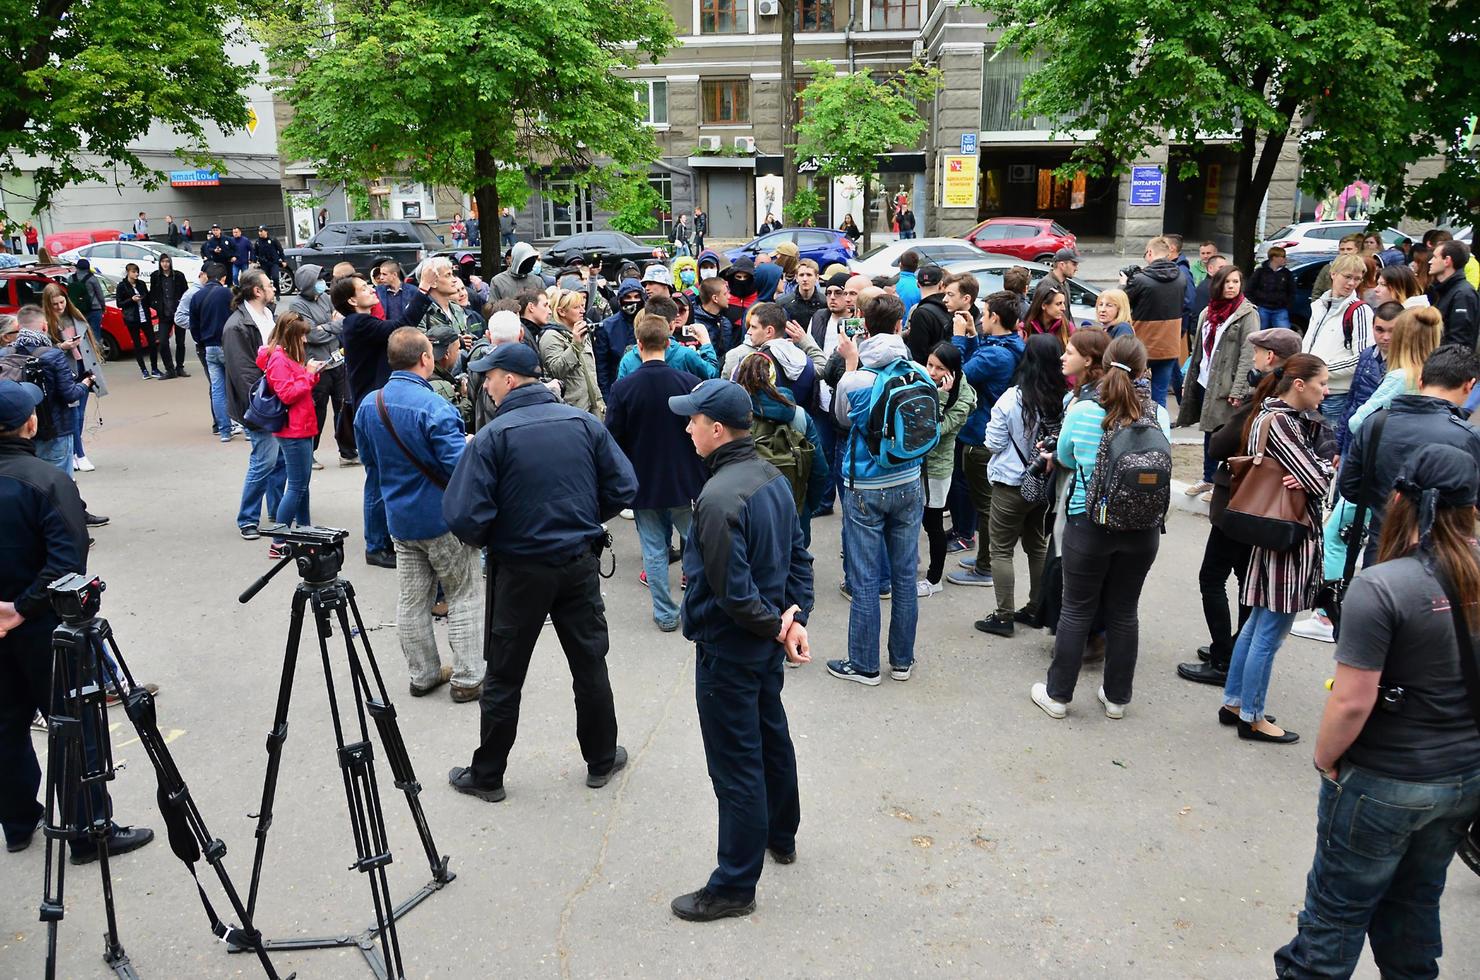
<box><xmin>259</xmin><ymin>311</ymin><xmax>324</xmax><ymax>559</ymax></box>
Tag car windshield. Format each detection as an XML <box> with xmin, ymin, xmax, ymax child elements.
<box><xmin>149</xmin><ymin>243</ymin><xmax>196</xmax><ymax>258</ymax></box>
<box><xmin>412</xmin><ymin>223</ymin><xmax>443</xmax><ymax>247</ymax></box>
<box><xmin>1266</xmin><ymin>226</ymin><xmax>1295</xmax><ymax>241</ymax></box>
<box><xmin>856</xmin><ymin>243</ymin><xmax>891</xmax><ymax>261</ymax></box>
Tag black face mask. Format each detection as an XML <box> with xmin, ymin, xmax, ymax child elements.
<box><xmin>730</xmin><ymin>276</ymin><xmax>756</xmax><ymax>298</ymax></box>
<box><xmin>620</xmin><ymin>300</ymin><xmax>642</xmax><ymax>316</ymax></box>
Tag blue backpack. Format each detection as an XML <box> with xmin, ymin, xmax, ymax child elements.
<box><xmin>849</xmin><ymin>358</ymin><xmax>940</xmax><ymax>480</ymax></box>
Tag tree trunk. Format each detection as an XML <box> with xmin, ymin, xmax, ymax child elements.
<box><xmin>780</xmin><ymin>0</ymin><xmax>798</xmax><ymax>209</ymax></box>
<box><xmin>860</xmin><ymin>171</ymin><xmax>872</xmax><ymax>254</ymax></box>
<box><xmin>473</xmin><ymin>145</ymin><xmax>502</xmax><ymax>274</ymax></box>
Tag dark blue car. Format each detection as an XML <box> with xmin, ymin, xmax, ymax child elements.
<box><xmin>723</xmin><ymin>227</ymin><xmax>855</xmax><ymax>268</ymax></box>
<box><xmin>1287</xmin><ymin>252</ymin><xmax>1337</xmax><ymax>331</ymax></box>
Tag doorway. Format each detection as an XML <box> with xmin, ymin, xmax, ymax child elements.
<box><xmin>706</xmin><ymin>173</ymin><xmax>748</xmax><ymax>238</ymax></box>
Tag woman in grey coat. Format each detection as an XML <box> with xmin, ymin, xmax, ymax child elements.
<box><xmin>43</xmin><ymin>282</ymin><xmax>107</xmax><ymax>471</ymax></box>
<box><xmin>1178</xmin><ymin>265</ymin><xmax>1259</xmax><ymax>491</ymax></box>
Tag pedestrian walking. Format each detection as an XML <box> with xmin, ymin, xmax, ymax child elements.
<box><xmin>164</xmin><ymin>214</ymin><xmax>180</xmax><ymax>248</ymax></box>
<box><xmin>1125</xmin><ymin>236</ymin><xmax>1186</xmax><ymax>407</ymax></box>
<box><xmin>918</xmin><ymin>342</ymin><xmax>976</xmax><ymax>596</ymax></box>
<box><xmin>222</xmin><ymin>269</ymin><xmax>287</xmax><ymax>539</ymax></box>
<box><xmin>132</xmin><ymin>211</ymin><xmax>149</xmax><ymax>240</ymax></box>
<box><xmin>147</xmin><ymin>254</ymin><xmax>190</xmax><ymax>378</ymax></box>
<box><xmin>671</xmin><ymin>213</ymin><xmax>692</xmax><ymax>258</ymax></box>
<box><xmin>665</xmin><ymin>378</ymin><xmax>813</xmax><ymax>922</ymax></box>
<box><xmin>203</xmin><ymin>224</ymin><xmax>230</xmax><ymax>270</ymax></box>
<box><xmin>443</xmin><ymin>342</ymin><xmax>637</xmax><ymax>803</ymax></box>
<box><xmin>189</xmin><ymin>264</ymin><xmax>237</xmax><ymax>442</ymax></box>
<box><xmin>450</xmin><ymin>213</ymin><xmax>467</xmax><ymax>248</ymax></box>
<box><xmin>41</xmin><ymin>283</ymin><xmax>107</xmax><ymax>473</ymax></box>
<box><xmin>693</xmin><ymin>207</ymin><xmax>707</xmax><ymax>252</ymax></box>
<box><xmin>355</xmin><ymin>328</ymin><xmax>484</xmax><ymax>702</ymax></box>
<box><xmin>259</xmin><ymin>312</ymin><xmax>324</xmax><ymax>558</ymax></box>
<box><xmin>180</xmin><ymin>217</ymin><xmax>193</xmax><ymax>250</ymax></box>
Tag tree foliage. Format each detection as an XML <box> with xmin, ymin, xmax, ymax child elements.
<box><xmin>603</xmin><ymin>174</ymin><xmax>664</xmax><ymax>237</ymax></box>
<box><xmin>782</xmin><ymin>187</ymin><xmax>822</xmax><ymax>228</ymax></box>
<box><xmin>792</xmin><ymin>61</ymin><xmax>940</xmax><ymax>251</ymax></box>
<box><xmin>974</xmin><ymin>0</ymin><xmax>1480</xmax><ymax>266</ymax></box>
<box><xmin>0</xmin><ymin>0</ymin><xmax>258</xmax><ymax>230</ymax></box>
<box><xmin>258</xmin><ymin>0</ymin><xmax>674</xmax><ymax>271</ymax></box>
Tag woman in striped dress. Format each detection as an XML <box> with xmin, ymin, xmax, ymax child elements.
<box><xmin>1223</xmin><ymin>353</ymin><xmax>1334</xmax><ymax>744</ymax></box>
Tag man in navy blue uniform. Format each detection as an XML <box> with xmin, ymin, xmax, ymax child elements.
<box><xmin>666</xmin><ymin>379</ymin><xmax>814</xmax><ymax>922</ymax></box>
<box><xmin>442</xmin><ymin>342</ymin><xmax>638</xmax><ymax>802</ymax></box>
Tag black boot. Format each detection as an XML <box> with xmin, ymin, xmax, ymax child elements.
<box><xmin>1177</xmin><ymin>660</ymin><xmax>1228</xmax><ymax>685</ymax></box>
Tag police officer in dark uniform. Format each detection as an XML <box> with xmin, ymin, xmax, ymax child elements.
<box><xmin>666</xmin><ymin>379</ymin><xmax>814</xmax><ymax>921</ymax></box>
<box><xmin>0</xmin><ymin>380</ymin><xmax>154</xmax><ymax>860</ymax></box>
<box><xmin>442</xmin><ymin>343</ymin><xmax>638</xmax><ymax>802</ymax></box>
<box><xmin>252</xmin><ymin>225</ymin><xmax>284</xmax><ymax>290</ymax></box>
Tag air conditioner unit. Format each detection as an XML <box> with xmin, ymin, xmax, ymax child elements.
<box><xmin>698</xmin><ymin>135</ymin><xmax>723</xmax><ymax>152</ymax></box>
<box><xmin>734</xmin><ymin>136</ymin><xmax>757</xmax><ymax>154</ymax></box>
<box><xmin>757</xmin><ymin>0</ymin><xmax>780</xmax><ymax>15</ymax></box>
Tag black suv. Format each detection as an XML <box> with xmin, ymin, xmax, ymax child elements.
<box><xmin>283</xmin><ymin>220</ymin><xmax>445</xmax><ymax>281</ymax></box>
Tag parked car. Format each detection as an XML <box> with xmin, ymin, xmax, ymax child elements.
<box><xmin>938</xmin><ymin>256</ymin><xmax>1101</xmax><ymax>326</ymax></box>
<box><xmin>723</xmin><ymin>228</ymin><xmax>854</xmax><ymax>269</ymax></box>
<box><xmin>1255</xmin><ymin>221</ymin><xmax>1411</xmax><ymax>260</ymax></box>
<box><xmin>1285</xmin><ymin>251</ymin><xmax>1339</xmax><ymax>332</ymax></box>
<box><xmin>961</xmin><ymin>217</ymin><xmax>1078</xmax><ymax>263</ymax></box>
<box><xmin>850</xmin><ymin>237</ymin><xmax>993</xmax><ymax>277</ymax></box>
<box><xmin>43</xmin><ymin>228</ymin><xmax>121</xmax><ymax>257</ymax></box>
<box><xmin>0</xmin><ymin>264</ymin><xmax>142</xmax><ymax>360</ymax></box>
<box><xmin>544</xmin><ymin>232</ymin><xmax>668</xmax><ymax>281</ymax></box>
<box><xmin>58</xmin><ymin>240</ymin><xmax>202</xmax><ymax>281</ymax></box>
<box><xmin>283</xmin><ymin>220</ymin><xmax>445</xmax><ymax>281</ymax></box>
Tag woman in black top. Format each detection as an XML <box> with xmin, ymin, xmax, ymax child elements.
<box><xmin>148</xmin><ymin>254</ymin><xmax>190</xmax><ymax>378</ymax></box>
<box><xmin>116</xmin><ymin>262</ymin><xmax>159</xmax><ymax>379</ymax></box>
<box><xmin>1275</xmin><ymin>444</ymin><xmax>1480</xmax><ymax>979</ymax></box>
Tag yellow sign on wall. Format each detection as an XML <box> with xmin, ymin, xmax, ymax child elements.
<box><xmin>246</xmin><ymin>107</ymin><xmax>259</xmax><ymax>136</ymax></box>
<box><xmin>941</xmin><ymin>155</ymin><xmax>979</xmax><ymax>209</ymax></box>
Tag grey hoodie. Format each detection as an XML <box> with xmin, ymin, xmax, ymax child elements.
<box><xmin>287</xmin><ymin>263</ymin><xmax>342</xmax><ymax>365</ymax></box>
<box><xmin>489</xmin><ymin>241</ymin><xmax>542</xmax><ymax>301</ymax></box>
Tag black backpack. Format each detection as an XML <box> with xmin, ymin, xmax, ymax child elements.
<box><xmin>1079</xmin><ymin>397</ymin><xmax>1171</xmax><ymax>531</ymax></box>
<box><xmin>0</xmin><ymin>351</ymin><xmax>58</xmax><ymax>440</ymax></box>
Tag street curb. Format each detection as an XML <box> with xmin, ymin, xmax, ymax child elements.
<box><xmin>1170</xmin><ymin>479</ymin><xmax>1211</xmax><ymax>518</ymax></box>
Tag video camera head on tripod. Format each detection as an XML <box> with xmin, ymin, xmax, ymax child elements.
<box><xmin>239</xmin><ymin>525</ymin><xmax>350</xmax><ymax>602</ymax></box>
<box><xmin>48</xmin><ymin>572</ymin><xmax>104</xmax><ymax>624</ymax></box>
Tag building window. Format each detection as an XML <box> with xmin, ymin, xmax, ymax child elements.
<box><xmin>702</xmin><ymin>79</ymin><xmax>750</xmax><ymax>124</ymax></box>
<box><xmin>797</xmin><ymin>0</ymin><xmax>832</xmax><ymax>30</ymax></box>
<box><xmin>869</xmin><ymin>0</ymin><xmax>918</xmax><ymax>30</ymax></box>
<box><xmin>981</xmin><ymin>49</ymin><xmax>1058</xmax><ymax>132</ymax></box>
<box><xmin>649</xmin><ymin>173</ymin><xmax>674</xmax><ymax>239</ymax></box>
<box><xmin>700</xmin><ymin>0</ymin><xmax>749</xmax><ymax>34</ymax></box>
<box><xmin>542</xmin><ymin>178</ymin><xmax>594</xmax><ymax>239</ymax></box>
<box><xmin>634</xmin><ymin>80</ymin><xmax>669</xmax><ymax>126</ymax></box>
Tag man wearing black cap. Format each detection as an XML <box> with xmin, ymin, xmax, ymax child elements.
<box><xmin>252</xmin><ymin>225</ymin><xmax>283</xmax><ymax>289</ymax></box>
<box><xmin>666</xmin><ymin>379</ymin><xmax>813</xmax><ymax>922</ymax></box>
<box><xmin>443</xmin><ymin>342</ymin><xmax>637</xmax><ymax>802</ymax></box>
<box><xmin>0</xmin><ymin>379</ymin><xmax>154</xmax><ymax>860</ymax></box>
<box><xmin>202</xmin><ymin>224</ymin><xmax>230</xmax><ymax>271</ymax></box>
<box><xmin>1032</xmin><ymin>248</ymin><xmax>1079</xmax><ymax>303</ymax></box>
<box><xmin>904</xmin><ymin>264</ymin><xmax>951</xmax><ymax>364</ymax></box>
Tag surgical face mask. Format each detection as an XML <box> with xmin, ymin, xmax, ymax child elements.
<box><xmin>679</xmin><ymin>268</ymin><xmax>696</xmax><ymax>287</ymax></box>
<box><xmin>699</xmin><ymin>267</ymin><xmax>717</xmax><ymax>281</ymax></box>
<box><xmin>620</xmin><ymin>299</ymin><xmax>642</xmax><ymax>316</ymax></box>
<box><xmin>530</xmin><ymin>260</ymin><xmax>542</xmax><ymax>277</ymax></box>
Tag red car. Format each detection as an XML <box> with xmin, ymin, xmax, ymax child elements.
<box><xmin>43</xmin><ymin>227</ymin><xmax>122</xmax><ymax>257</ymax></box>
<box><xmin>962</xmin><ymin>217</ymin><xmax>1077</xmax><ymax>263</ymax></box>
<box><xmin>0</xmin><ymin>264</ymin><xmax>148</xmax><ymax>360</ymax></box>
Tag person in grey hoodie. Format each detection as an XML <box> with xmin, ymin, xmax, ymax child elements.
<box><xmin>288</xmin><ymin>263</ymin><xmax>357</xmax><ymax>464</ymax></box>
<box><xmin>489</xmin><ymin>241</ymin><xmax>543</xmax><ymax>301</ymax></box>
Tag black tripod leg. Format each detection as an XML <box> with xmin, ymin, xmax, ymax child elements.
<box><xmin>246</xmin><ymin>585</ymin><xmax>310</xmax><ymax>921</ymax></box>
<box><xmin>40</xmin><ymin>639</ymin><xmax>76</xmax><ymax>980</ymax></box>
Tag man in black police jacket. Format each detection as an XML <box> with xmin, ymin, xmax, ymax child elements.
<box><xmin>0</xmin><ymin>380</ymin><xmax>154</xmax><ymax>860</ymax></box>
<box><xmin>442</xmin><ymin>342</ymin><xmax>638</xmax><ymax>802</ymax></box>
<box><xmin>666</xmin><ymin>379</ymin><xmax>814</xmax><ymax>922</ymax></box>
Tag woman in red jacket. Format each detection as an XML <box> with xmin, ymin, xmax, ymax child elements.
<box><xmin>260</xmin><ymin>311</ymin><xmax>324</xmax><ymax>558</ymax></box>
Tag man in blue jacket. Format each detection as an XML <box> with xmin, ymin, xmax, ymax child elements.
<box><xmin>189</xmin><ymin>263</ymin><xmax>236</xmax><ymax>442</ymax></box>
<box><xmin>593</xmin><ymin>277</ymin><xmax>645</xmax><ymax>399</ymax></box>
<box><xmin>229</xmin><ymin>226</ymin><xmax>253</xmax><ymax>285</ymax></box>
<box><xmin>443</xmin><ymin>342</ymin><xmax>637</xmax><ymax>803</ymax></box>
<box><xmin>946</xmin><ymin>289</ymin><xmax>1025</xmax><ymax>587</ymax></box>
<box><xmin>666</xmin><ymin>379</ymin><xmax>812</xmax><ymax>922</ymax></box>
<box><xmin>355</xmin><ymin>329</ymin><xmax>483</xmax><ymax>703</ymax></box>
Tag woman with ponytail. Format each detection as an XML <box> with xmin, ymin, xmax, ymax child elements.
<box><xmin>1276</xmin><ymin>444</ymin><xmax>1480</xmax><ymax>978</ymax></box>
<box><xmin>1032</xmin><ymin>334</ymin><xmax>1170</xmax><ymax>720</ymax></box>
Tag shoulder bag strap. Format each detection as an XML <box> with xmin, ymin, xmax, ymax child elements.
<box><xmin>1341</xmin><ymin>410</ymin><xmax>1386</xmax><ymax>585</ymax></box>
<box><xmin>375</xmin><ymin>389</ymin><xmax>448</xmax><ymax>490</ymax></box>
<box><xmin>1434</xmin><ymin>569</ymin><xmax>1480</xmax><ymax>736</ymax></box>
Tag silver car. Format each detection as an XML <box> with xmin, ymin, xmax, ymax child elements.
<box><xmin>938</xmin><ymin>257</ymin><xmax>1100</xmax><ymax>326</ymax></box>
<box><xmin>1255</xmin><ymin>221</ymin><xmax>1411</xmax><ymax>260</ymax></box>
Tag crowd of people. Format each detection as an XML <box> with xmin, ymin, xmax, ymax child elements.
<box><xmin>2</xmin><ymin>217</ymin><xmax>1479</xmax><ymax>975</ymax></box>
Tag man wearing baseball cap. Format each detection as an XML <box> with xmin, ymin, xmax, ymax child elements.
<box><xmin>665</xmin><ymin>379</ymin><xmax>814</xmax><ymax>922</ymax></box>
<box><xmin>641</xmin><ymin>262</ymin><xmax>675</xmax><ymax>300</ymax></box>
<box><xmin>1031</xmin><ymin>247</ymin><xmax>1079</xmax><ymax>303</ymax></box>
<box><xmin>443</xmin><ymin>341</ymin><xmax>637</xmax><ymax>803</ymax></box>
<box><xmin>0</xmin><ymin>379</ymin><xmax>155</xmax><ymax>859</ymax></box>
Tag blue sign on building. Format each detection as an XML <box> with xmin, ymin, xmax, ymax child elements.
<box><xmin>960</xmin><ymin>133</ymin><xmax>978</xmax><ymax>154</ymax></box>
<box><xmin>170</xmin><ymin>168</ymin><xmax>220</xmax><ymax>187</ymax></box>
<box><xmin>1129</xmin><ymin>166</ymin><xmax>1163</xmax><ymax>207</ymax></box>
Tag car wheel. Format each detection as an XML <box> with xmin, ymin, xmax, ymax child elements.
<box><xmin>278</xmin><ymin>267</ymin><xmax>297</xmax><ymax>295</ymax></box>
<box><xmin>98</xmin><ymin>330</ymin><xmax>119</xmax><ymax>362</ymax></box>
<box><xmin>1033</xmin><ymin>253</ymin><xmax>1055</xmax><ymax>264</ymax></box>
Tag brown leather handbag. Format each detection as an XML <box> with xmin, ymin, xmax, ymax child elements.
<box><xmin>1221</xmin><ymin>412</ymin><xmax>1311</xmax><ymax>551</ymax></box>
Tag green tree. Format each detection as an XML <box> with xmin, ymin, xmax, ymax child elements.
<box><xmin>974</xmin><ymin>0</ymin><xmax>1480</xmax><ymax>268</ymax></box>
<box><xmin>792</xmin><ymin>61</ymin><xmax>940</xmax><ymax>252</ymax></box>
<box><xmin>259</xmin><ymin>0</ymin><xmax>674</xmax><ymax>273</ymax></box>
<box><xmin>603</xmin><ymin>174</ymin><xmax>664</xmax><ymax>237</ymax></box>
<box><xmin>0</xmin><ymin>0</ymin><xmax>257</xmax><ymax>230</ymax></box>
<box><xmin>782</xmin><ymin>186</ymin><xmax>822</xmax><ymax>228</ymax></box>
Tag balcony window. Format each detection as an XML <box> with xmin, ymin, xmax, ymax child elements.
<box><xmin>700</xmin><ymin>0</ymin><xmax>749</xmax><ymax>34</ymax></box>
<box><xmin>702</xmin><ymin>79</ymin><xmax>751</xmax><ymax>124</ymax></box>
<box><xmin>869</xmin><ymin>0</ymin><xmax>918</xmax><ymax>30</ymax></box>
<box><xmin>634</xmin><ymin>80</ymin><xmax>669</xmax><ymax>126</ymax></box>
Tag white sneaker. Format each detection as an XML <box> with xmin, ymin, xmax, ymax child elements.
<box><xmin>619</xmin><ymin>509</ymin><xmax>635</xmax><ymax>520</ymax></box>
<box><xmin>916</xmin><ymin>579</ymin><xmax>942</xmax><ymax>598</ymax></box>
<box><xmin>1031</xmin><ymin>682</ymin><xmax>1067</xmax><ymax>719</ymax></box>
<box><xmin>1290</xmin><ymin>616</ymin><xmax>1335</xmax><ymax>643</ymax></box>
<box><xmin>1097</xmin><ymin>686</ymin><xmax>1126</xmax><ymax>720</ymax></box>
<box><xmin>74</xmin><ymin>456</ymin><xmax>95</xmax><ymax>472</ymax></box>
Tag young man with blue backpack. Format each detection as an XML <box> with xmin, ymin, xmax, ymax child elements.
<box><xmin>827</xmin><ymin>293</ymin><xmax>941</xmax><ymax>686</ymax></box>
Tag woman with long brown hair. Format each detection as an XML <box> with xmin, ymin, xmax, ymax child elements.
<box><xmin>42</xmin><ymin>281</ymin><xmax>108</xmax><ymax>470</ymax></box>
<box><xmin>1059</xmin><ymin>325</ymin><xmax>1108</xmax><ymax>400</ymax></box>
<box><xmin>1222</xmin><ymin>353</ymin><xmax>1334</xmax><ymax>744</ymax></box>
<box><xmin>1277</xmin><ymin>444</ymin><xmax>1480</xmax><ymax>978</ymax></box>
<box><xmin>260</xmin><ymin>311</ymin><xmax>324</xmax><ymax>559</ymax></box>
<box><xmin>1032</xmin><ymin>334</ymin><xmax>1170</xmax><ymax>720</ymax></box>
<box><xmin>1372</xmin><ymin>263</ymin><xmax>1428</xmax><ymax>309</ymax></box>
<box><xmin>1024</xmin><ymin>284</ymin><xmax>1071</xmax><ymax>346</ymax></box>
<box><xmin>1179</xmin><ymin>264</ymin><xmax>1261</xmax><ymax>494</ymax></box>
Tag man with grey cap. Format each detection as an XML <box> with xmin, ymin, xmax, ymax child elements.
<box><xmin>642</xmin><ymin>262</ymin><xmax>675</xmax><ymax>300</ymax></box>
<box><xmin>443</xmin><ymin>341</ymin><xmax>637</xmax><ymax>802</ymax></box>
<box><xmin>1031</xmin><ymin>247</ymin><xmax>1079</xmax><ymax>303</ymax></box>
<box><xmin>666</xmin><ymin>378</ymin><xmax>813</xmax><ymax>922</ymax></box>
<box><xmin>426</xmin><ymin>321</ymin><xmax>472</xmax><ymax>427</ymax></box>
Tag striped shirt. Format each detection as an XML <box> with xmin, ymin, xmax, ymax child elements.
<box><xmin>1055</xmin><ymin>397</ymin><xmax>1171</xmax><ymax>516</ymax></box>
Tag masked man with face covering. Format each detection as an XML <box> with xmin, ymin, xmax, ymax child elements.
<box><xmin>490</xmin><ymin>241</ymin><xmax>544</xmax><ymax>302</ymax></box>
<box><xmin>594</xmin><ymin>277</ymin><xmax>647</xmax><ymax>400</ymax></box>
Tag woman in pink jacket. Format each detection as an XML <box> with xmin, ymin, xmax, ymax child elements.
<box><xmin>260</xmin><ymin>311</ymin><xmax>324</xmax><ymax>558</ymax></box>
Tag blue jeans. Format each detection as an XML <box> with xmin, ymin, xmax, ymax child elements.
<box><xmin>807</xmin><ymin>408</ymin><xmax>842</xmax><ymax>509</ymax></box>
<box><xmin>1148</xmin><ymin>359</ymin><xmax>1175</xmax><ymax>408</ymax></box>
<box><xmin>236</xmin><ymin>427</ymin><xmax>286</xmax><ymax>530</ymax></box>
<box><xmin>273</xmin><ymin>436</ymin><xmax>315</xmax><ymax>537</ymax></box>
<box><xmin>203</xmin><ymin>346</ymin><xmax>231</xmax><ymax>438</ymax></box>
<box><xmin>1258</xmin><ymin>306</ymin><xmax>1292</xmax><ymax>330</ymax></box>
<box><xmin>1275</xmin><ymin>764</ymin><xmax>1480</xmax><ymax>979</ymax></box>
<box><xmin>633</xmin><ymin>506</ymin><xmax>692</xmax><ymax>627</ymax></box>
<box><xmin>71</xmin><ymin>389</ymin><xmax>88</xmax><ymax>457</ymax></box>
<box><xmin>363</xmin><ymin>468</ymin><xmax>391</xmax><ymax>555</ymax></box>
<box><xmin>1320</xmin><ymin>392</ymin><xmax>1351</xmax><ymax>454</ymax></box>
<box><xmin>34</xmin><ymin>436</ymin><xmax>74</xmax><ymax>477</ymax></box>
<box><xmin>899</xmin><ymin>229</ymin><xmax>916</xmax><ymax>240</ymax></box>
<box><xmin>1223</xmin><ymin>605</ymin><xmax>1296</xmax><ymax>722</ymax></box>
<box><xmin>841</xmin><ymin>480</ymin><xmax>923</xmax><ymax>672</ymax></box>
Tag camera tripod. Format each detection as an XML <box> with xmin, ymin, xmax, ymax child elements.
<box><xmin>236</xmin><ymin>526</ymin><xmax>454</xmax><ymax>980</ymax></box>
<box><xmin>39</xmin><ymin>573</ymin><xmax>281</xmax><ymax>980</ymax></box>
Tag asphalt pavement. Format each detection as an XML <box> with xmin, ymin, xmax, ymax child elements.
<box><xmin>1</xmin><ymin>370</ymin><xmax>1476</xmax><ymax>979</ymax></box>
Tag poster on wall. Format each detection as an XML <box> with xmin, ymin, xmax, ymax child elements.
<box><xmin>982</xmin><ymin>169</ymin><xmax>1004</xmax><ymax>212</ymax></box>
<box><xmin>940</xmin><ymin>155</ymin><xmax>979</xmax><ymax>209</ymax></box>
<box><xmin>755</xmin><ymin>175</ymin><xmax>783</xmax><ymax>230</ymax></box>
<box><xmin>286</xmin><ymin>190</ymin><xmax>315</xmax><ymax>247</ymax></box>
<box><xmin>1203</xmin><ymin>164</ymin><xmax>1221</xmax><ymax>216</ymax></box>
<box><xmin>831</xmin><ymin>175</ymin><xmax>863</xmax><ymax>230</ymax></box>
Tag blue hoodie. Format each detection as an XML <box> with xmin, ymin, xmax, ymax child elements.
<box><xmin>754</xmin><ymin>260</ymin><xmax>783</xmax><ymax>302</ymax></box>
<box><xmin>952</xmin><ymin>331</ymin><xmax>1025</xmax><ymax>445</ymax></box>
<box><xmin>594</xmin><ymin>277</ymin><xmax>644</xmax><ymax>398</ymax></box>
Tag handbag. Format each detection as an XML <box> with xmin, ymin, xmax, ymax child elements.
<box><xmin>1008</xmin><ymin>416</ymin><xmax>1056</xmax><ymax>506</ymax></box>
<box><xmin>1315</xmin><ymin>411</ymin><xmax>1387</xmax><ymax>638</ymax></box>
<box><xmin>1433</xmin><ymin>570</ymin><xmax>1480</xmax><ymax>878</ymax></box>
<box><xmin>243</xmin><ymin>374</ymin><xmax>287</xmax><ymax>433</ymax></box>
<box><xmin>1221</xmin><ymin>412</ymin><xmax>1311</xmax><ymax>551</ymax></box>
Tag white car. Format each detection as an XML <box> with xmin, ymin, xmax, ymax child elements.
<box><xmin>938</xmin><ymin>257</ymin><xmax>1101</xmax><ymax>326</ymax></box>
<box><xmin>850</xmin><ymin>237</ymin><xmax>993</xmax><ymax>277</ymax></box>
<box><xmin>1255</xmin><ymin>221</ymin><xmax>1411</xmax><ymax>260</ymax></box>
<box><xmin>59</xmin><ymin>240</ymin><xmax>203</xmax><ymax>280</ymax></box>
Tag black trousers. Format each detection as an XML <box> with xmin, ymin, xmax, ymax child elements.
<box><xmin>125</xmin><ymin>318</ymin><xmax>157</xmax><ymax>373</ymax></box>
<box><xmin>155</xmin><ymin>307</ymin><xmax>185</xmax><ymax>373</ymax></box>
<box><xmin>695</xmin><ymin>646</ymin><xmax>799</xmax><ymax>900</ymax></box>
<box><xmin>470</xmin><ymin>553</ymin><xmax>617</xmax><ymax>787</ymax></box>
<box><xmin>1199</xmin><ymin>523</ymin><xmax>1252</xmax><ymax>669</ymax></box>
<box><xmin>1046</xmin><ymin>516</ymin><xmax>1160</xmax><ymax>705</ymax></box>
<box><xmin>311</xmin><ymin>368</ymin><xmax>356</xmax><ymax>458</ymax></box>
